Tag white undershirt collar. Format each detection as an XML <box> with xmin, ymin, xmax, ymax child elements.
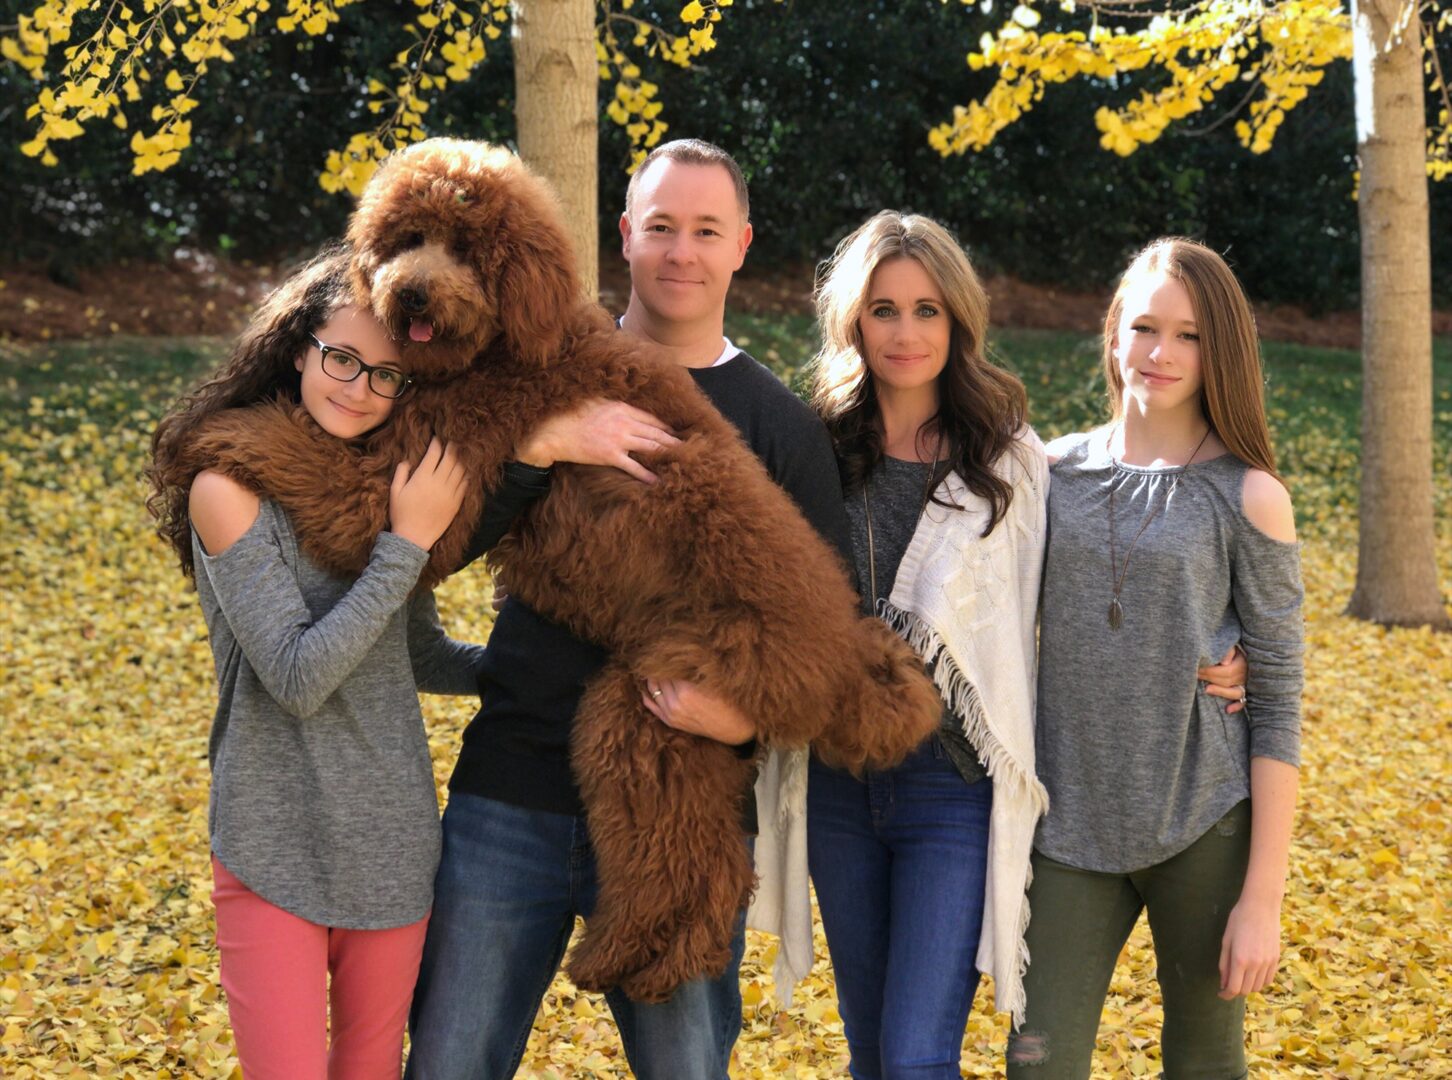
<box><xmin>712</xmin><ymin>337</ymin><xmax>742</xmax><ymax>367</ymax></box>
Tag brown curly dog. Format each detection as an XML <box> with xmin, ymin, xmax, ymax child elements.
<box><xmin>186</xmin><ymin>138</ymin><xmax>941</xmax><ymax>1001</ymax></box>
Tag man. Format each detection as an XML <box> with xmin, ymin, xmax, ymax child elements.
<box><xmin>404</xmin><ymin>140</ymin><xmax>851</xmax><ymax>1080</ymax></box>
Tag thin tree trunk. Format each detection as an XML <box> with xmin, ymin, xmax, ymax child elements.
<box><xmin>512</xmin><ymin>0</ymin><xmax>599</xmax><ymax>298</ymax></box>
<box><xmin>1347</xmin><ymin>0</ymin><xmax>1450</xmax><ymax>627</ymax></box>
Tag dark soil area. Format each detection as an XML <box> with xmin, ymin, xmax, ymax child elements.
<box><xmin>3</xmin><ymin>253</ymin><xmax>1448</xmax><ymax>348</ymax></box>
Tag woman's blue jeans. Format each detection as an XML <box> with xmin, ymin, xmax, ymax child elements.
<box><xmin>808</xmin><ymin>737</ymin><xmax>993</xmax><ymax>1080</ymax></box>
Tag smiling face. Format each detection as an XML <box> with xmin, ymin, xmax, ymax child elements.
<box><xmin>294</xmin><ymin>305</ymin><xmax>404</xmax><ymax>439</ymax></box>
<box><xmin>1111</xmin><ymin>270</ymin><xmax>1204</xmax><ymax>415</ymax></box>
<box><xmin>856</xmin><ymin>256</ymin><xmax>952</xmax><ymax>402</ymax></box>
<box><xmin>619</xmin><ymin>159</ymin><xmax>752</xmax><ymax>333</ymax></box>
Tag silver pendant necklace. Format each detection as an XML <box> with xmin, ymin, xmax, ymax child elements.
<box><xmin>863</xmin><ymin>442</ymin><xmax>940</xmax><ymax>605</ymax></box>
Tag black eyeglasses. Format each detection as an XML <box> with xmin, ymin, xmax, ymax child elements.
<box><xmin>309</xmin><ymin>334</ymin><xmax>413</xmax><ymax>399</ymax></box>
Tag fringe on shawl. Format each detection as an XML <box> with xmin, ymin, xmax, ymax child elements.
<box><xmin>879</xmin><ymin>600</ymin><xmax>1047</xmax><ymax>1027</ymax></box>
<box><xmin>749</xmin><ymin>746</ymin><xmax>812</xmax><ymax>1007</ymax></box>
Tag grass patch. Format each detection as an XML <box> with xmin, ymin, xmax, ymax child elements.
<box><xmin>726</xmin><ymin>317</ymin><xmax>1452</xmax><ymax>538</ymax></box>
<box><xmin>4</xmin><ymin>324</ymin><xmax>1449</xmax><ymax>539</ymax></box>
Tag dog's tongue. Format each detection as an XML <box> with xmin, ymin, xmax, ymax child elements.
<box><xmin>409</xmin><ymin>320</ymin><xmax>434</xmax><ymax>343</ymax></box>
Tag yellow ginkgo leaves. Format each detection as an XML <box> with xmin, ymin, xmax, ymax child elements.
<box><xmin>1</xmin><ymin>334</ymin><xmax>1450</xmax><ymax>1077</ymax></box>
<box><xmin>1</xmin><ymin>0</ymin><xmax>758</xmax><ymax>195</ymax></box>
<box><xmin>930</xmin><ymin>1</ymin><xmax>1372</xmax><ymax>165</ymax></box>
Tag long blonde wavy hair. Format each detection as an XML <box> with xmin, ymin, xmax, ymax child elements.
<box><xmin>810</xmin><ymin>210</ymin><xmax>1027</xmax><ymax>534</ymax></box>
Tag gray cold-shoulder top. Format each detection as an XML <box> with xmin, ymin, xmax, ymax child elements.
<box><xmin>1035</xmin><ymin>430</ymin><xmax>1304</xmax><ymax>874</ymax></box>
<box><xmin>191</xmin><ymin>498</ymin><xmax>486</xmax><ymax>928</ymax></box>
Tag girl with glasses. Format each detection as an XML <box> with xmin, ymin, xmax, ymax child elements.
<box><xmin>148</xmin><ymin>247</ymin><xmax>485</xmax><ymax>1080</ymax></box>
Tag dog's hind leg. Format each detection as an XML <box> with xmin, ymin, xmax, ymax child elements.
<box><xmin>616</xmin><ymin>849</ymin><xmax>751</xmax><ymax>1003</ymax></box>
<box><xmin>567</xmin><ymin>662</ymin><xmax>756</xmax><ymax>1001</ymax></box>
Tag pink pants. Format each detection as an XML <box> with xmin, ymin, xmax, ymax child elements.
<box><xmin>211</xmin><ymin>855</ymin><xmax>430</xmax><ymax>1080</ymax></box>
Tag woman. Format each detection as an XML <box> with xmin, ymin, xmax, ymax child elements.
<box><xmin>1006</xmin><ymin>237</ymin><xmax>1302</xmax><ymax>1078</ymax></box>
<box><xmin>803</xmin><ymin>210</ymin><xmax>1049</xmax><ymax>1078</ymax></box>
<box><xmin>149</xmin><ymin>249</ymin><xmax>485</xmax><ymax>1080</ymax></box>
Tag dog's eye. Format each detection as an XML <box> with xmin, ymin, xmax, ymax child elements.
<box><xmin>402</xmin><ymin>231</ymin><xmax>425</xmax><ymax>250</ymax></box>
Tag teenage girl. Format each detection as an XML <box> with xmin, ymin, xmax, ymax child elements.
<box><xmin>1007</xmin><ymin>237</ymin><xmax>1303</xmax><ymax>1078</ymax></box>
<box><xmin>149</xmin><ymin>249</ymin><xmax>486</xmax><ymax>1080</ymax></box>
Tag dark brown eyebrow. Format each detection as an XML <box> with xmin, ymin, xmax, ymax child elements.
<box><xmin>868</xmin><ymin>297</ymin><xmax>944</xmax><ymax>306</ymax></box>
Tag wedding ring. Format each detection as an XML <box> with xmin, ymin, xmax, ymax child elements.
<box><xmin>650</xmin><ymin>688</ymin><xmax>663</xmax><ymax>700</ymax></box>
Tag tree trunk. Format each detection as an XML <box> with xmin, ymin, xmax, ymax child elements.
<box><xmin>1346</xmin><ymin>0</ymin><xmax>1450</xmax><ymax>627</ymax></box>
<box><xmin>512</xmin><ymin>0</ymin><xmax>599</xmax><ymax>298</ymax></box>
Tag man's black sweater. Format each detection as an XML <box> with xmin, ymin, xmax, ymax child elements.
<box><xmin>449</xmin><ymin>351</ymin><xmax>853</xmax><ymax>830</ymax></box>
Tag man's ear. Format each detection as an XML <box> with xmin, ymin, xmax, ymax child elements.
<box><xmin>735</xmin><ymin>222</ymin><xmax>753</xmax><ymax>271</ymax></box>
<box><xmin>620</xmin><ymin>212</ymin><xmax>634</xmax><ymax>257</ymax></box>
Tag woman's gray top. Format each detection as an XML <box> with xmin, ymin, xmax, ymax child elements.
<box><xmin>1036</xmin><ymin>431</ymin><xmax>1303</xmax><ymax>873</ymax></box>
<box><xmin>846</xmin><ymin>455</ymin><xmax>987</xmax><ymax>785</ymax></box>
<box><xmin>191</xmin><ymin>498</ymin><xmax>487</xmax><ymax>928</ymax></box>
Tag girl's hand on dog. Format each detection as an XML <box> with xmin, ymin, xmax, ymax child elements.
<box><xmin>516</xmin><ymin>398</ymin><xmax>680</xmax><ymax>485</ymax></box>
<box><xmin>390</xmin><ymin>438</ymin><xmax>469</xmax><ymax>550</ymax></box>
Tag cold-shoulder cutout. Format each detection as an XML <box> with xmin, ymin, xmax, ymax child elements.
<box><xmin>190</xmin><ymin>469</ymin><xmax>261</xmax><ymax>556</ymax></box>
<box><xmin>1241</xmin><ymin>468</ymin><xmax>1297</xmax><ymax>543</ymax></box>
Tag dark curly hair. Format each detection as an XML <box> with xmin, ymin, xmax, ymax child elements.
<box><xmin>146</xmin><ymin>244</ymin><xmax>354</xmax><ymax>577</ymax></box>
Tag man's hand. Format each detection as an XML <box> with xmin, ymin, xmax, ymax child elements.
<box><xmin>516</xmin><ymin>399</ymin><xmax>680</xmax><ymax>484</ymax></box>
<box><xmin>641</xmin><ymin>678</ymin><xmax>756</xmax><ymax>746</ymax></box>
<box><xmin>1199</xmin><ymin>644</ymin><xmax>1250</xmax><ymax>714</ymax></box>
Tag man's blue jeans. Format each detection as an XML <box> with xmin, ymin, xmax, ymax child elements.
<box><xmin>807</xmin><ymin>737</ymin><xmax>994</xmax><ymax>1080</ymax></box>
<box><xmin>403</xmin><ymin>791</ymin><xmax>747</xmax><ymax>1080</ymax></box>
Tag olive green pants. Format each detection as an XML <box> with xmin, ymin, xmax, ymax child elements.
<box><xmin>1007</xmin><ymin>800</ymin><xmax>1252</xmax><ymax>1080</ymax></box>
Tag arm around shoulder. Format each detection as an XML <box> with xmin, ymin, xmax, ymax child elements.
<box><xmin>189</xmin><ymin>470</ymin><xmax>260</xmax><ymax>556</ymax></box>
<box><xmin>1241</xmin><ymin>469</ymin><xmax>1297</xmax><ymax>543</ymax></box>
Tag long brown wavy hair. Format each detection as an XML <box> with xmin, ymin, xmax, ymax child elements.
<box><xmin>147</xmin><ymin>244</ymin><xmax>355</xmax><ymax>577</ymax></box>
<box><xmin>1103</xmin><ymin>237</ymin><xmax>1280</xmax><ymax>480</ymax></box>
<box><xmin>810</xmin><ymin>211</ymin><xmax>1027</xmax><ymax>535</ymax></box>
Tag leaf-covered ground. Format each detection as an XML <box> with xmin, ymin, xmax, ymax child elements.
<box><xmin>3</xmin><ymin>327</ymin><xmax>1451</xmax><ymax>1078</ymax></box>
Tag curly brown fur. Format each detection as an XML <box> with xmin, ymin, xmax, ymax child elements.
<box><xmin>181</xmin><ymin>138</ymin><xmax>942</xmax><ymax>996</ymax></box>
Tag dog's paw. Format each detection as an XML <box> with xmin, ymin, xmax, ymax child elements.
<box><xmin>565</xmin><ymin>934</ymin><xmax>626</xmax><ymax>996</ymax></box>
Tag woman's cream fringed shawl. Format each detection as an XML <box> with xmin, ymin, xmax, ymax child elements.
<box><xmin>750</xmin><ymin>427</ymin><xmax>1049</xmax><ymax>1025</ymax></box>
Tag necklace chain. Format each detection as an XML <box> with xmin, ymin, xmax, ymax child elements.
<box><xmin>863</xmin><ymin>453</ymin><xmax>939</xmax><ymax>606</ymax></box>
<box><xmin>1106</xmin><ymin>422</ymin><xmax>1213</xmax><ymax>630</ymax></box>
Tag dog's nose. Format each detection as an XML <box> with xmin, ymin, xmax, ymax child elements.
<box><xmin>399</xmin><ymin>287</ymin><xmax>429</xmax><ymax>314</ymax></box>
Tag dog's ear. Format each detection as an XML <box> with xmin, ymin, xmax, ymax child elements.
<box><xmin>492</xmin><ymin>181</ymin><xmax>582</xmax><ymax>368</ymax></box>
